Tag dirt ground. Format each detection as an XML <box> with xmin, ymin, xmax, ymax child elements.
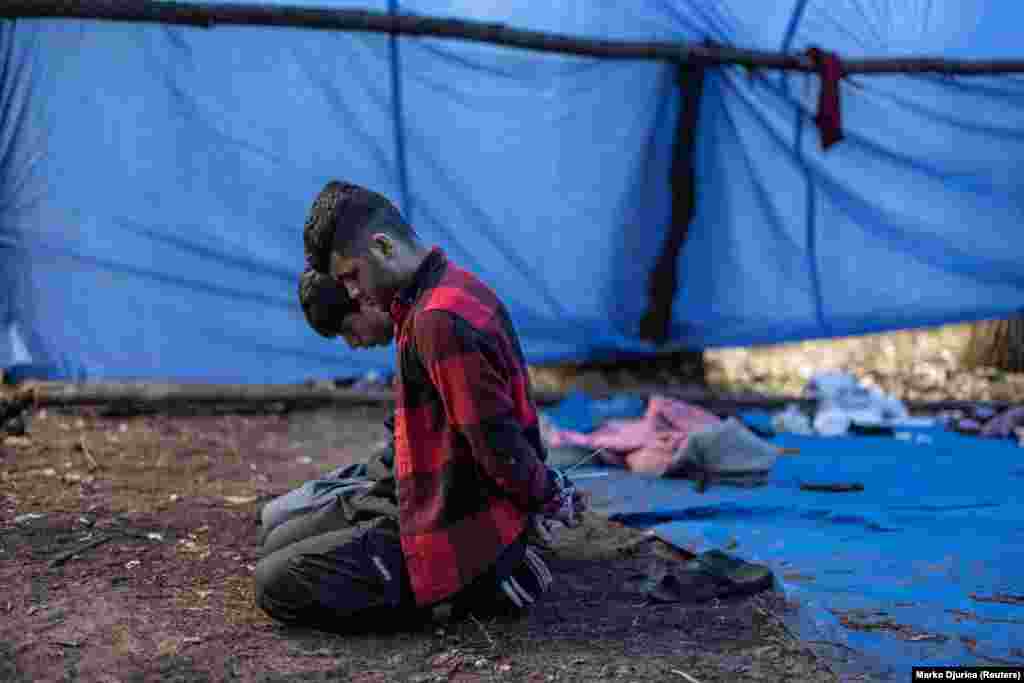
<box><xmin>1</xmin><ymin>403</ymin><xmax>872</xmax><ymax>682</ymax></box>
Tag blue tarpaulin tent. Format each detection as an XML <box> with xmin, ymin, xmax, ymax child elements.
<box><xmin>1</xmin><ymin>1</ymin><xmax>1022</xmax><ymax>382</ymax></box>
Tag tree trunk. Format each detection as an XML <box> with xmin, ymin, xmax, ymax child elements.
<box><xmin>962</xmin><ymin>317</ymin><xmax>1024</xmax><ymax>372</ymax></box>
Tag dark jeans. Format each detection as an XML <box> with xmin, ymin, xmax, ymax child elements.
<box><xmin>255</xmin><ymin>490</ymin><xmax>541</xmax><ymax>631</ymax></box>
<box><xmin>255</xmin><ymin>507</ymin><xmax>425</xmax><ymax>631</ymax></box>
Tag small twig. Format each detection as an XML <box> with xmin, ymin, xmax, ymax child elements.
<box><xmin>569</xmin><ymin>471</ymin><xmax>610</xmax><ymax>480</ymax></box>
<box><xmin>560</xmin><ymin>448</ymin><xmax>607</xmax><ymax>473</ymax></box>
<box><xmin>799</xmin><ymin>482</ymin><xmax>864</xmax><ymax>493</ymax></box>
<box><xmin>179</xmin><ymin>636</ymin><xmax>204</xmax><ymax>650</ymax></box>
<box><xmin>806</xmin><ymin>639</ymin><xmax>861</xmax><ymax>655</ymax></box>
<box><xmin>469</xmin><ymin>614</ymin><xmax>495</xmax><ymax>649</ymax></box>
<box><xmin>670</xmin><ymin>670</ymin><xmax>703</xmax><ymax>683</ymax></box>
<box><xmin>78</xmin><ymin>436</ymin><xmax>99</xmax><ymax>471</ymax></box>
<box><xmin>969</xmin><ymin>592</ymin><xmax>1024</xmax><ymax>606</ymax></box>
<box><xmin>48</xmin><ymin>534</ymin><xmax>113</xmax><ymax>568</ymax></box>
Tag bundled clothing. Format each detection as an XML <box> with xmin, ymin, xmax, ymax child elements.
<box><xmin>258</xmin><ymin>415</ymin><xmax>398</xmax><ymax>545</ymax></box>
<box><xmin>542</xmin><ymin>396</ymin><xmax>782</xmax><ymax>486</ymax></box>
<box><xmin>668</xmin><ymin>417</ymin><xmax>779</xmax><ymax>488</ymax></box>
<box><xmin>545</xmin><ymin>395</ymin><xmax>721</xmax><ymax>475</ymax></box>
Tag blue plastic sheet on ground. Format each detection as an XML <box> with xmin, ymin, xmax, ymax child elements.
<box><xmin>543</xmin><ymin>391</ymin><xmax>647</xmax><ymax>434</ymax></box>
<box><xmin>737</xmin><ymin>409</ymin><xmax>777</xmax><ymax>438</ymax></box>
<box><xmin>578</xmin><ymin>428</ymin><xmax>1024</xmax><ymax>678</ymax></box>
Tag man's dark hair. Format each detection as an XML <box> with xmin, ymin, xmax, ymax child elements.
<box><xmin>303</xmin><ymin>180</ymin><xmax>416</xmax><ymax>273</ymax></box>
<box><xmin>298</xmin><ymin>268</ymin><xmax>358</xmax><ymax>338</ymax></box>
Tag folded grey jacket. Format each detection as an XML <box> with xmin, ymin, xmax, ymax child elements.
<box><xmin>666</xmin><ymin>417</ymin><xmax>779</xmax><ymax>490</ymax></box>
<box><xmin>260</xmin><ymin>441</ymin><xmax>397</xmax><ymax>541</ymax></box>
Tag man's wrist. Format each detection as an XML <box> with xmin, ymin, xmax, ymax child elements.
<box><xmin>542</xmin><ymin>469</ymin><xmax>567</xmax><ymax>513</ymax></box>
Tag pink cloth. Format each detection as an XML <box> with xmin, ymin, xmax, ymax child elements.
<box><xmin>807</xmin><ymin>46</ymin><xmax>845</xmax><ymax>150</ymax></box>
<box><xmin>546</xmin><ymin>395</ymin><xmax>721</xmax><ymax>475</ymax></box>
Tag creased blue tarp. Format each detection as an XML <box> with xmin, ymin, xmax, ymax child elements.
<box><xmin>0</xmin><ymin>1</ymin><xmax>1022</xmax><ymax>380</ymax></box>
<box><xmin>579</xmin><ymin>428</ymin><xmax>1024</xmax><ymax>677</ymax></box>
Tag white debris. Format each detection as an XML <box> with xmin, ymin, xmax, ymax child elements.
<box><xmin>14</xmin><ymin>513</ymin><xmax>47</xmax><ymax>524</ymax></box>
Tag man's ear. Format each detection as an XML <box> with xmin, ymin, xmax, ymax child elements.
<box><xmin>368</xmin><ymin>233</ymin><xmax>394</xmax><ymax>260</ymax></box>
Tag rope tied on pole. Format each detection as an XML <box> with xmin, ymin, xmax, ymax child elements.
<box><xmin>806</xmin><ymin>47</ymin><xmax>845</xmax><ymax>149</ymax></box>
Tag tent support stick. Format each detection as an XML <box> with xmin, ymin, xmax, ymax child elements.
<box><xmin>4</xmin><ymin>381</ymin><xmax>1016</xmax><ymax>414</ymax></box>
<box><xmin>10</xmin><ymin>381</ymin><xmax>396</xmax><ymax>408</ymax></box>
<box><xmin>2</xmin><ymin>1</ymin><xmax>1024</xmax><ymax>74</ymax></box>
<box><xmin>4</xmin><ymin>381</ymin><xmax>559</xmax><ymax>409</ymax></box>
<box><xmin>639</xmin><ymin>62</ymin><xmax>705</xmax><ymax>345</ymax></box>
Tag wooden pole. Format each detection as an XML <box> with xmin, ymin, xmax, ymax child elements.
<box><xmin>5</xmin><ymin>380</ymin><xmax>1016</xmax><ymax>414</ymax></box>
<box><xmin>639</xmin><ymin>62</ymin><xmax>706</xmax><ymax>346</ymax></box>
<box><xmin>13</xmin><ymin>381</ymin><xmax>395</xmax><ymax>407</ymax></box>
<box><xmin>2</xmin><ymin>0</ymin><xmax>1023</xmax><ymax>75</ymax></box>
<box><xmin>6</xmin><ymin>381</ymin><xmax>565</xmax><ymax>408</ymax></box>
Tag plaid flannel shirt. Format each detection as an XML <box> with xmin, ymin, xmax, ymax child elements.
<box><xmin>389</xmin><ymin>248</ymin><xmax>559</xmax><ymax>606</ymax></box>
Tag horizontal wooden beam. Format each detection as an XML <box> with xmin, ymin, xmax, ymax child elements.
<box><xmin>10</xmin><ymin>381</ymin><xmax>395</xmax><ymax>408</ymax></box>
<box><xmin>5</xmin><ymin>380</ymin><xmax>1015</xmax><ymax>415</ymax></box>
<box><xmin>2</xmin><ymin>1</ymin><xmax>1023</xmax><ymax>75</ymax></box>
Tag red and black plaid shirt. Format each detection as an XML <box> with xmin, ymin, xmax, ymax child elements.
<box><xmin>389</xmin><ymin>248</ymin><xmax>558</xmax><ymax>606</ymax></box>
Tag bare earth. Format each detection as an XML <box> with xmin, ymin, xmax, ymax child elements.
<box><xmin>1</xmin><ymin>404</ymin><xmax>870</xmax><ymax>682</ymax></box>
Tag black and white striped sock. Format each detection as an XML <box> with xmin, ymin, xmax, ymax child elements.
<box><xmin>499</xmin><ymin>546</ymin><xmax>553</xmax><ymax>609</ymax></box>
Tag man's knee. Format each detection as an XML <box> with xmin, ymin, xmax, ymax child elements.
<box><xmin>253</xmin><ymin>556</ymin><xmax>274</xmax><ymax>605</ymax></box>
<box><xmin>254</xmin><ymin>552</ymin><xmax>306</xmax><ymax>621</ymax></box>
